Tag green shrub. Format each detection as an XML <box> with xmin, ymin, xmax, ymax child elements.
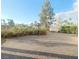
<box><xmin>60</xmin><ymin>25</ymin><xmax>77</xmax><ymax>34</ymax></box>
<box><xmin>38</xmin><ymin>27</ymin><xmax>47</xmax><ymax>35</ymax></box>
<box><xmin>1</xmin><ymin>30</ymin><xmax>7</xmax><ymax>38</ymax></box>
<box><xmin>1</xmin><ymin>29</ymin><xmax>13</xmax><ymax>38</ymax></box>
<box><xmin>1</xmin><ymin>26</ymin><xmax>47</xmax><ymax>38</ymax></box>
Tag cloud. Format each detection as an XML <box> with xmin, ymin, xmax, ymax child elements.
<box><xmin>55</xmin><ymin>0</ymin><xmax>78</xmax><ymax>24</ymax></box>
<box><xmin>55</xmin><ymin>0</ymin><xmax>78</xmax><ymax>16</ymax></box>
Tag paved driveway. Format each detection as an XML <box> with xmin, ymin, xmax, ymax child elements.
<box><xmin>1</xmin><ymin>32</ymin><xmax>78</xmax><ymax>59</ymax></box>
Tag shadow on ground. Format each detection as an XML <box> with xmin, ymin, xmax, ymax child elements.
<box><xmin>2</xmin><ymin>53</ymin><xmax>36</xmax><ymax>59</ymax></box>
<box><xmin>2</xmin><ymin>47</ymin><xmax>78</xmax><ymax>59</ymax></box>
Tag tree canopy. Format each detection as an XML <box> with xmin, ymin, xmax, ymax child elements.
<box><xmin>40</xmin><ymin>0</ymin><xmax>55</xmax><ymax>29</ymax></box>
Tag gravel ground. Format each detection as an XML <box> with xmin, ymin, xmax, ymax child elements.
<box><xmin>1</xmin><ymin>32</ymin><xmax>78</xmax><ymax>59</ymax></box>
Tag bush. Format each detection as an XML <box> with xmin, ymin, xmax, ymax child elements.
<box><xmin>1</xmin><ymin>29</ymin><xmax>13</xmax><ymax>38</ymax></box>
<box><xmin>60</xmin><ymin>25</ymin><xmax>77</xmax><ymax>34</ymax></box>
<box><xmin>1</xmin><ymin>26</ymin><xmax>47</xmax><ymax>38</ymax></box>
<box><xmin>1</xmin><ymin>30</ymin><xmax>7</xmax><ymax>38</ymax></box>
<box><xmin>38</xmin><ymin>27</ymin><xmax>47</xmax><ymax>35</ymax></box>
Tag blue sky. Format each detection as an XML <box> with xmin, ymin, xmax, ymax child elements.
<box><xmin>1</xmin><ymin>0</ymin><xmax>74</xmax><ymax>24</ymax></box>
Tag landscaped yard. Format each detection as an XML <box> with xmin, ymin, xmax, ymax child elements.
<box><xmin>1</xmin><ymin>32</ymin><xmax>78</xmax><ymax>59</ymax></box>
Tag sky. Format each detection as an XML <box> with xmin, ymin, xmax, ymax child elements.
<box><xmin>1</xmin><ymin>0</ymin><xmax>77</xmax><ymax>24</ymax></box>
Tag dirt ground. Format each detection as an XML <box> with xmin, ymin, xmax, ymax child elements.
<box><xmin>1</xmin><ymin>32</ymin><xmax>78</xmax><ymax>59</ymax></box>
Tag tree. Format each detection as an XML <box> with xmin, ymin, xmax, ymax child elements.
<box><xmin>1</xmin><ymin>19</ymin><xmax>7</xmax><ymax>29</ymax></box>
<box><xmin>1</xmin><ymin>19</ymin><xmax>6</xmax><ymax>25</ymax></box>
<box><xmin>40</xmin><ymin>0</ymin><xmax>55</xmax><ymax>29</ymax></box>
<box><xmin>7</xmin><ymin>19</ymin><xmax>15</xmax><ymax>27</ymax></box>
<box><xmin>63</xmin><ymin>17</ymin><xmax>75</xmax><ymax>26</ymax></box>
